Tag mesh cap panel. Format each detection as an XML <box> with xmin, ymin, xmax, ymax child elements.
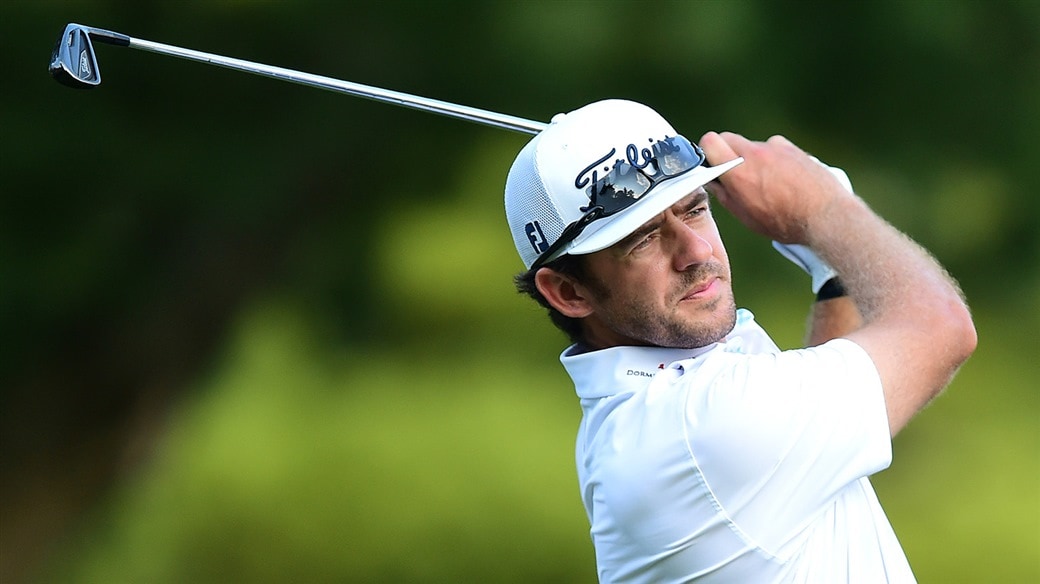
<box><xmin>505</xmin><ymin>136</ymin><xmax>567</xmax><ymax>269</ymax></box>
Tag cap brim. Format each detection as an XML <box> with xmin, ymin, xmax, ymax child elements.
<box><xmin>566</xmin><ymin>157</ymin><xmax>744</xmax><ymax>256</ymax></box>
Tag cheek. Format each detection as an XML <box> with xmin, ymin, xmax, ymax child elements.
<box><xmin>706</xmin><ymin>226</ymin><xmax>730</xmax><ymax>267</ymax></box>
<box><xmin>594</xmin><ymin>266</ymin><xmax>666</xmax><ymax>310</ymax></box>
<box><xmin>715</xmin><ymin>240</ymin><xmax>730</xmax><ymax>268</ymax></box>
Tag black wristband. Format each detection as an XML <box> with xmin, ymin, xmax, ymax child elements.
<box><xmin>816</xmin><ymin>278</ymin><xmax>847</xmax><ymax>301</ymax></box>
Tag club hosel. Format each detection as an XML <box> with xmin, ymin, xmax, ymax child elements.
<box><xmin>80</xmin><ymin>24</ymin><xmax>131</xmax><ymax>47</ymax></box>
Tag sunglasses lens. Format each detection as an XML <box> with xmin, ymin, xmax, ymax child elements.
<box><xmin>598</xmin><ymin>165</ymin><xmax>651</xmax><ymax>212</ymax></box>
<box><xmin>654</xmin><ymin>136</ymin><xmax>704</xmax><ymax>176</ymax></box>
<box><xmin>588</xmin><ymin>135</ymin><xmax>705</xmax><ymax>212</ymax></box>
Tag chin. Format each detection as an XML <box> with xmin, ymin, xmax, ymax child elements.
<box><xmin>682</xmin><ymin>300</ymin><xmax>738</xmax><ymax>349</ymax></box>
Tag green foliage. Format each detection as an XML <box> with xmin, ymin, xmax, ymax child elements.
<box><xmin>42</xmin><ymin>299</ymin><xmax>594</xmax><ymax>583</ymax></box>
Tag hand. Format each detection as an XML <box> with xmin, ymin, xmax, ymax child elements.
<box><xmin>772</xmin><ymin>161</ymin><xmax>854</xmax><ymax>293</ymax></box>
<box><xmin>698</xmin><ymin>132</ymin><xmax>854</xmax><ymax>244</ymax></box>
<box><xmin>811</xmin><ymin>158</ymin><xmax>853</xmax><ymax>194</ymax></box>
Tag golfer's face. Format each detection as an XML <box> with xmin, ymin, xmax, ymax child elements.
<box><xmin>581</xmin><ymin>189</ymin><xmax>737</xmax><ymax>349</ymax></box>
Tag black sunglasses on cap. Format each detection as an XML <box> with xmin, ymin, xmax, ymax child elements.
<box><xmin>531</xmin><ymin>135</ymin><xmax>707</xmax><ymax>270</ymax></box>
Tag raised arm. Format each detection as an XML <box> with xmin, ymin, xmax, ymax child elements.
<box><xmin>701</xmin><ymin>132</ymin><xmax>977</xmax><ymax>436</ymax></box>
<box><xmin>804</xmin><ymin>296</ymin><xmax>862</xmax><ymax>346</ymax></box>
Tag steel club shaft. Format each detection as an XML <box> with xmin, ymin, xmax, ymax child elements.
<box><xmin>51</xmin><ymin>23</ymin><xmax>548</xmax><ymax>135</ymax></box>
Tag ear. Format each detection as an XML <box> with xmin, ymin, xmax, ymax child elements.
<box><xmin>534</xmin><ymin>267</ymin><xmax>596</xmax><ymax>318</ymax></box>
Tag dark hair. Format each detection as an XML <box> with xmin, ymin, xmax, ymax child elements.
<box><xmin>514</xmin><ymin>253</ymin><xmax>601</xmax><ymax>346</ymax></box>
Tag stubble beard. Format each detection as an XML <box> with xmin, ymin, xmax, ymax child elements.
<box><xmin>597</xmin><ymin>262</ymin><xmax>738</xmax><ymax>349</ymax></box>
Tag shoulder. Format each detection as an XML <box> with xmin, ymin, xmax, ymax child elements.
<box><xmin>689</xmin><ymin>337</ymin><xmax>880</xmax><ymax>398</ymax></box>
<box><xmin>676</xmin><ymin>339</ymin><xmax>886</xmax><ymax>449</ymax></box>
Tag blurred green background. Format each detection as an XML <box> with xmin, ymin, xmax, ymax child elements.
<box><xmin>2</xmin><ymin>1</ymin><xmax>1037</xmax><ymax>582</ymax></box>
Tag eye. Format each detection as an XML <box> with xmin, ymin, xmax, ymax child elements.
<box><xmin>685</xmin><ymin>204</ymin><xmax>709</xmax><ymax>220</ymax></box>
<box><xmin>631</xmin><ymin>232</ymin><xmax>658</xmax><ymax>252</ymax></box>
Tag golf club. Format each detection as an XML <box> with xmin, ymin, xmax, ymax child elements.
<box><xmin>49</xmin><ymin>22</ymin><xmax>549</xmax><ymax>135</ymax></box>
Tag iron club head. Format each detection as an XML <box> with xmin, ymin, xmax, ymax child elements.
<box><xmin>49</xmin><ymin>24</ymin><xmax>130</xmax><ymax>88</ymax></box>
<box><xmin>50</xmin><ymin>23</ymin><xmax>102</xmax><ymax>88</ymax></box>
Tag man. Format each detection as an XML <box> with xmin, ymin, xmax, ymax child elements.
<box><xmin>503</xmin><ymin>100</ymin><xmax>976</xmax><ymax>582</ymax></box>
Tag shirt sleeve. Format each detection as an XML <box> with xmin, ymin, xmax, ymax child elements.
<box><xmin>681</xmin><ymin>338</ymin><xmax>891</xmax><ymax>553</ymax></box>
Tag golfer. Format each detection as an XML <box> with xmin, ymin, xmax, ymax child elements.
<box><xmin>504</xmin><ymin>100</ymin><xmax>976</xmax><ymax>583</ymax></box>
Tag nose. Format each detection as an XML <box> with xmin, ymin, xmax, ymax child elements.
<box><xmin>668</xmin><ymin>219</ymin><xmax>714</xmax><ymax>272</ymax></box>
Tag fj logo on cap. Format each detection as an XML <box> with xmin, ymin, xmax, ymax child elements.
<box><xmin>525</xmin><ymin>221</ymin><xmax>549</xmax><ymax>255</ymax></box>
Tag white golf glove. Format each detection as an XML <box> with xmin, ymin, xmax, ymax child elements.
<box><xmin>772</xmin><ymin>241</ymin><xmax>838</xmax><ymax>294</ymax></box>
<box><xmin>772</xmin><ymin>160</ymin><xmax>852</xmax><ymax>294</ymax></box>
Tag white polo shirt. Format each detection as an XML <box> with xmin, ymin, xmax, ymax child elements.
<box><xmin>565</xmin><ymin>309</ymin><xmax>915</xmax><ymax>583</ymax></box>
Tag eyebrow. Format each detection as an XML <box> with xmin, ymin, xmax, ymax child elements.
<box><xmin>619</xmin><ymin>191</ymin><xmax>709</xmax><ymax>248</ymax></box>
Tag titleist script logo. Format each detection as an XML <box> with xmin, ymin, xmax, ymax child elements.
<box><xmin>79</xmin><ymin>50</ymin><xmax>92</xmax><ymax>77</ymax></box>
<box><xmin>574</xmin><ymin>137</ymin><xmax>681</xmax><ymax>198</ymax></box>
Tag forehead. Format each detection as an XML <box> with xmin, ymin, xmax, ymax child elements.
<box><xmin>668</xmin><ymin>189</ymin><xmax>709</xmax><ymax>213</ymax></box>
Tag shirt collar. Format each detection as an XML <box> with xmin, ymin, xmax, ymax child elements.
<box><xmin>560</xmin><ymin>308</ymin><xmax>776</xmax><ymax>400</ymax></box>
<box><xmin>561</xmin><ymin>343</ymin><xmax>716</xmax><ymax>399</ymax></box>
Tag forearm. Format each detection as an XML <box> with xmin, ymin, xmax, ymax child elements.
<box><xmin>805</xmin><ymin>195</ymin><xmax>976</xmax><ymax>432</ymax></box>
<box><xmin>805</xmin><ymin>295</ymin><xmax>861</xmax><ymax>346</ymax></box>
<box><xmin>805</xmin><ymin>195</ymin><xmax>961</xmax><ymax>327</ymax></box>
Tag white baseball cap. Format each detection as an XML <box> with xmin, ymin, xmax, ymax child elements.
<box><xmin>505</xmin><ymin>99</ymin><xmax>743</xmax><ymax>269</ymax></box>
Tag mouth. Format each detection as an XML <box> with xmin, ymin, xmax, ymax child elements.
<box><xmin>680</xmin><ymin>277</ymin><xmax>721</xmax><ymax>302</ymax></box>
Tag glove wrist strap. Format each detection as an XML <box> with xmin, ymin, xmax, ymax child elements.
<box><xmin>816</xmin><ymin>278</ymin><xmax>847</xmax><ymax>301</ymax></box>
